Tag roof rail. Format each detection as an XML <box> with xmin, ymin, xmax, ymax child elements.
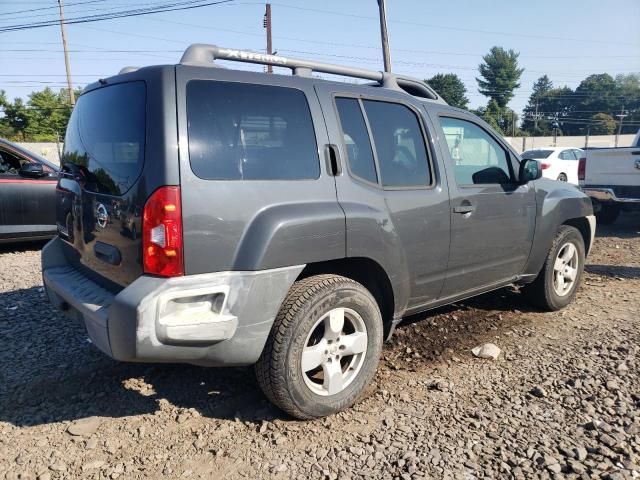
<box><xmin>179</xmin><ymin>43</ymin><xmax>444</xmax><ymax>103</ymax></box>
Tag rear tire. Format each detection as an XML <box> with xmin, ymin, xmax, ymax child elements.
<box><xmin>255</xmin><ymin>274</ymin><xmax>383</xmax><ymax>420</ymax></box>
<box><xmin>595</xmin><ymin>203</ymin><xmax>620</xmax><ymax>225</ymax></box>
<box><xmin>557</xmin><ymin>173</ymin><xmax>567</xmax><ymax>182</ymax></box>
<box><xmin>523</xmin><ymin>225</ymin><xmax>585</xmax><ymax>311</ymax></box>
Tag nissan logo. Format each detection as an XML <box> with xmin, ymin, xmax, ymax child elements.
<box><xmin>96</xmin><ymin>203</ymin><xmax>108</xmax><ymax>229</ymax></box>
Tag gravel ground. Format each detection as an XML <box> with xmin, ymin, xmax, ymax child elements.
<box><xmin>1</xmin><ymin>213</ymin><xmax>638</xmax><ymax>480</ymax></box>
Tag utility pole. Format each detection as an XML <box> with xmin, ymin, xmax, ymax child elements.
<box><xmin>533</xmin><ymin>98</ymin><xmax>539</xmax><ymax>134</ymax></box>
<box><xmin>615</xmin><ymin>106</ymin><xmax>627</xmax><ymax>147</ymax></box>
<box><xmin>377</xmin><ymin>0</ymin><xmax>391</xmax><ymax>72</ymax></box>
<box><xmin>57</xmin><ymin>0</ymin><xmax>75</xmax><ymax>105</ymax></box>
<box><xmin>263</xmin><ymin>3</ymin><xmax>273</xmax><ymax>74</ymax></box>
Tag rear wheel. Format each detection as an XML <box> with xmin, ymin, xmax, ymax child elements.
<box><xmin>595</xmin><ymin>203</ymin><xmax>620</xmax><ymax>225</ymax></box>
<box><xmin>255</xmin><ymin>274</ymin><xmax>383</xmax><ymax>419</ymax></box>
<box><xmin>557</xmin><ymin>173</ymin><xmax>567</xmax><ymax>182</ymax></box>
<box><xmin>523</xmin><ymin>225</ymin><xmax>585</xmax><ymax>311</ymax></box>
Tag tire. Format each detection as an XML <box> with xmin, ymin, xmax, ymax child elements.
<box><xmin>595</xmin><ymin>204</ymin><xmax>620</xmax><ymax>225</ymax></box>
<box><xmin>523</xmin><ymin>225</ymin><xmax>585</xmax><ymax>311</ymax></box>
<box><xmin>557</xmin><ymin>173</ymin><xmax>567</xmax><ymax>182</ymax></box>
<box><xmin>255</xmin><ymin>274</ymin><xmax>383</xmax><ymax>420</ymax></box>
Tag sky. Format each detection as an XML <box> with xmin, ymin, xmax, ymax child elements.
<box><xmin>1</xmin><ymin>0</ymin><xmax>639</xmax><ymax>118</ymax></box>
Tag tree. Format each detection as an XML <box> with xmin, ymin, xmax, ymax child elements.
<box><xmin>521</xmin><ymin>75</ymin><xmax>554</xmax><ymax>135</ymax></box>
<box><xmin>426</xmin><ymin>73</ymin><xmax>469</xmax><ymax>109</ymax></box>
<box><xmin>589</xmin><ymin>113</ymin><xmax>617</xmax><ymax>135</ymax></box>
<box><xmin>476</xmin><ymin>47</ymin><xmax>524</xmax><ymax>108</ymax></box>
<box><xmin>22</xmin><ymin>87</ymin><xmax>73</xmax><ymax>141</ymax></box>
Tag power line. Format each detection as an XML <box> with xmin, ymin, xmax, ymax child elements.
<box><xmin>0</xmin><ymin>0</ymin><xmax>235</xmax><ymax>33</ymax></box>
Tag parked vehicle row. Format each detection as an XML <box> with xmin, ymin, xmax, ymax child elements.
<box><xmin>521</xmin><ymin>147</ymin><xmax>583</xmax><ymax>185</ymax></box>
<box><xmin>579</xmin><ymin>129</ymin><xmax>640</xmax><ymax>224</ymax></box>
<box><xmin>40</xmin><ymin>45</ymin><xmax>595</xmax><ymax>419</ymax></box>
<box><xmin>0</xmin><ymin>138</ymin><xmax>59</xmax><ymax>243</ymax></box>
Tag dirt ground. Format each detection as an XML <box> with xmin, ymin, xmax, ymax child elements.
<box><xmin>0</xmin><ymin>213</ymin><xmax>638</xmax><ymax>480</ymax></box>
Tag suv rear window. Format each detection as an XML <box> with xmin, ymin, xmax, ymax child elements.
<box><xmin>187</xmin><ymin>80</ymin><xmax>320</xmax><ymax>180</ymax></box>
<box><xmin>63</xmin><ymin>81</ymin><xmax>146</xmax><ymax>195</ymax></box>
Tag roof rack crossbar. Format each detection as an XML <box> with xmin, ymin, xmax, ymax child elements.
<box><xmin>179</xmin><ymin>43</ymin><xmax>442</xmax><ymax>102</ymax></box>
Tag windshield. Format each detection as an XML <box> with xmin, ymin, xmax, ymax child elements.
<box><xmin>62</xmin><ymin>81</ymin><xmax>146</xmax><ymax>195</ymax></box>
<box><xmin>521</xmin><ymin>150</ymin><xmax>553</xmax><ymax>160</ymax></box>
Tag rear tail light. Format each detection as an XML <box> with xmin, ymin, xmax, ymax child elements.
<box><xmin>143</xmin><ymin>186</ymin><xmax>183</xmax><ymax>277</ymax></box>
<box><xmin>578</xmin><ymin>157</ymin><xmax>586</xmax><ymax>181</ymax></box>
<box><xmin>540</xmin><ymin>162</ymin><xmax>551</xmax><ymax>170</ymax></box>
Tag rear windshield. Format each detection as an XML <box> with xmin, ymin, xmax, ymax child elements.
<box><xmin>62</xmin><ymin>81</ymin><xmax>146</xmax><ymax>195</ymax></box>
<box><xmin>521</xmin><ymin>149</ymin><xmax>553</xmax><ymax>159</ymax></box>
<box><xmin>186</xmin><ymin>80</ymin><xmax>319</xmax><ymax>180</ymax></box>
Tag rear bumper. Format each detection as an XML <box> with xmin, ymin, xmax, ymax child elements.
<box><xmin>42</xmin><ymin>237</ymin><xmax>303</xmax><ymax>366</ymax></box>
<box><xmin>582</xmin><ymin>187</ymin><xmax>640</xmax><ymax>204</ymax></box>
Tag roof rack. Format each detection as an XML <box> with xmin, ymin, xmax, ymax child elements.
<box><xmin>179</xmin><ymin>43</ymin><xmax>444</xmax><ymax>103</ymax></box>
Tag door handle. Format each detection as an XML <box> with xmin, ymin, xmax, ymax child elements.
<box><xmin>631</xmin><ymin>151</ymin><xmax>640</xmax><ymax>155</ymax></box>
<box><xmin>453</xmin><ymin>204</ymin><xmax>476</xmax><ymax>214</ymax></box>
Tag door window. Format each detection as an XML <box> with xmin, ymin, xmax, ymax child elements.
<box><xmin>559</xmin><ymin>150</ymin><xmax>575</xmax><ymax>160</ymax></box>
<box><xmin>362</xmin><ymin>100</ymin><xmax>431</xmax><ymax>187</ymax></box>
<box><xmin>440</xmin><ymin>117</ymin><xmax>513</xmax><ymax>185</ymax></box>
<box><xmin>0</xmin><ymin>149</ymin><xmax>24</xmax><ymax>175</ymax></box>
<box><xmin>335</xmin><ymin>98</ymin><xmax>377</xmax><ymax>184</ymax></box>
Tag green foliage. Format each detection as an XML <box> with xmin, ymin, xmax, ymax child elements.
<box><xmin>0</xmin><ymin>87</ymin><xmax>80</xmax><ymax>142</ymax></box>
<box><xmin>589</xmin><ymin>113</ymin><xmax>617</xmax><ymax>135</ymax></box>
<box><xmin>426</xmin><ymin>73</ymin><xmax>469</xmax><ymax>109</ymax></box>
<box><xmin>476</xmin><ymin>47</ymin><xmax>524</xmax><ymax>108</ymax></box>
<box><xmin>520</xmin><ymin>72</ymin><xmax>640</xmax><ymax>136</ymax></box>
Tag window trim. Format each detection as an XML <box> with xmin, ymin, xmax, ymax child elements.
<box><xmin>185</xmin><ymin>79</ymin><xmax>322</xmax><ymax>182</ymax></box>
<box><xmin>332</xmin><ymin>92</ymin><xmax>436</xmax><ymax>191</ymax></box>
<box><xmin>437</xmin><ymin>113</ymin><xmax>517</xmax><ymax>188</ymax></box>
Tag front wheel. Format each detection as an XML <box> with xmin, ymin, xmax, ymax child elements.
<box><xmin>255</xmin><ymin>274</ymin><xmax>383</xmax><ymax>419</ymax></box>
<box><xmin>523</xmin><ymin>225</ymin><xmax>585</xmax><ymax>311</ymax></box>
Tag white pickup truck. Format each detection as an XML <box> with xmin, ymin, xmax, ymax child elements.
<box><xmin>579</xmin><ymin>129</ymin><xmax>640</xmax><ymax>224</ymax></box>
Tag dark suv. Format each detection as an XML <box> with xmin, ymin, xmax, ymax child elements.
<box><xmin>42</xmin><ymin>45</ymin><xmax>595</xmax><ymax>419</ymax></box>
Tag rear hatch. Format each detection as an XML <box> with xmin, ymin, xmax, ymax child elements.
<box><xmin>57</xmin><ymin>68</ymin><xmax>178</xmax><ymax>288</ymax></box>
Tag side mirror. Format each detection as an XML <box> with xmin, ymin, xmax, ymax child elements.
<box><xmin>19</xmin><ymin>162</ymin><xmax>45</xmax><ymax>178</ymax></box>
<box><xmin>519</xmin><ymin>159</ymin><xmax>542</xmax><ymax>184</ymax></box>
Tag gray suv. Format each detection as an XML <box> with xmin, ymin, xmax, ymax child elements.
<box><xmin>43</xmin><ymin>45</ymin><xmax>595</xmax><ymax>419</ymax></box>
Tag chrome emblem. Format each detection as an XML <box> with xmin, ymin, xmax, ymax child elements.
<box><xmin>96</xmin><ymin>203</ymin><xmax>108</xmax><ymax>229</ymax></box>
<box><xmin>635</xmin><ymin>159</ymin><xmax>640</xmax><ymax>170</ymax></box>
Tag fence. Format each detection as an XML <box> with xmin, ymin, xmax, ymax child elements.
<box><xmin>503</xmin><ymin>134</ymin><xmax>636</xmax><ymax>154</ymax></box>
<box><xmin>16</xmin><ymin>142</ymin><xmax>62</xmax><ymax>165</ymax></box>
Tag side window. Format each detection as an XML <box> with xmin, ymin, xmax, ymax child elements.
<box><xmin>187</xmin><ymin>80</ymin><xmax>320</xmax><ymax>181</ymax></box>
<box><xmin>559</xmin><ymin>150</ymin><xmax>572</xmax><ymax>160</ymax></box>
<box><xmin>362</xmin><ymin>100</ymin><xmax>431</xmax><ymax>187</ymax></box>
<box><xmin>572</xmin><ymin>150</ymin><xmax>582</xmax><ymax>160</ymax></box>
<box><xmin>0</xmin><ymin>149</ymin><xmax>24</xmax><ymax>175</ymax></box>
<box><xmin>335</xmin><ymin>98</ymin><xmax>377</xmax><ymax>184</ymax></box>
<box><xmin>440</xmin><ymin>117</ymin><xmax>513</xmax><ymax>185</ymax></box>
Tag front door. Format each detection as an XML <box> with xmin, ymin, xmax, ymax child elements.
<box><xmin>315</xmin><ymin>83</ymin><xmax>451</xmax><ymax>312</ymax></box>
<box><xmin>429</xmin><ymin>111</ymin><xmax>536</xmax><ymax>298</ymax></box>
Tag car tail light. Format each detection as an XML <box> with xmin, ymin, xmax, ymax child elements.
<box><xmin>143</xmin><ymin>186</ymin><xmax>183</xmax><ymax>277</ymax></box>
<box><xmin>540</xmin><ymin>162</ymin><xmax>551</xmax><ymax>170</ymax></box>
<box><xmin>578</xmin><ymin>157</ymin><xmax>586</xmax><ymax>181</ymax></box>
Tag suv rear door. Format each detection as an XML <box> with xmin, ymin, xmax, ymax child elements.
<box><xmin>58</xmin><ymin>67</ymin><xmax>178</xmax><ymax>287</ymax></box>
<box><xmin>315</xmin><ymin>83</ymin><xmax>451</xmax><ymax>313</ymax></box>
<box><xmin>427</xmin><ymin>107</ymin><xmax>536</xmax><ymax>297</ymax></box>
